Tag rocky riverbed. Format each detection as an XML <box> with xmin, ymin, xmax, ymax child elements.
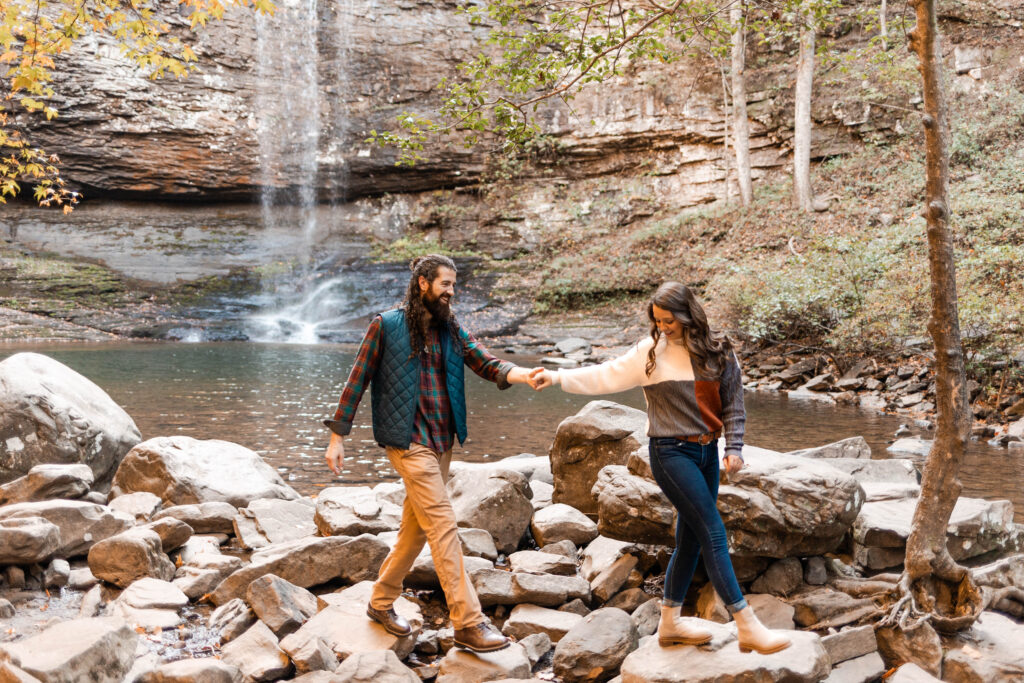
<box><xmin>2</xmin><ymin>351</ymin><xmax>1024</xmax><ymax>682</ymax></box>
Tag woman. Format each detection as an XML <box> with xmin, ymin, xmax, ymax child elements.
<box><xmin>533</xmin><ymin>282</ymin><xmax>790</xmax><ymax>654</ymax></box>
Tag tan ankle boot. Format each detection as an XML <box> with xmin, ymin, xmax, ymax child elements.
<box><xmin>658</xmin><ymin>603</ymin><xmax>712</xmax><ymax>647</ymax></box>
<box><xmin>733</xmin><ymin>605</ymin><xmax>791</xmax><ymax>654</ymax></box>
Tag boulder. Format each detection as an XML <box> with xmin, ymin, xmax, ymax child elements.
<box><xmin>87</xmin><ymin>527</ymin><xmax>175</xmax><ymax>588</ymax></box>
<box><xmin>333</xmin><ymin>650</ymin><xmax>419</xmax><ymax>683</ymax></box>
<box><xmin>209</xmin><ymin>534</ymin><xmax>388</xmax><ymax>605</ymax></box>
<box><xmin>44</xmin><ymin>558</ymin><xmax>71</xmax><ymax>588</ymax></box>
<box><xmin>507</xmin><ymin>549</ymin><xmax>577</xmax><ymax>576</ymax></box>
<box><xmin>110</xmin><ymin>436</ymin><xmax>300</xmax><ymax>507</ymax></box>
<box><xmin>234</xmin><ymin>498</ymin><xmax>317</xmax><ymax>549</ymax></box>
<box><xmin>282</xmin><ymin>581</ymin><xmax>422</xmax><ymax>662</ymax></box>
<box><xmin>450</xmin><ymin>453</ymin><xmax>554</xmax><ymax>484</ymax></box>
<box><xmin>0</xmin><ymin>464</ymin><xmax>94</xmax><ymax>505</ymax></box>
<box><xmin>174</xmin><ymin>535</ymin><xmax>222</xmax><ymax>564</ymax></box>
<box><xmin>116</xmin><ymin>577</ymin><xmax>189</xmax><ymax>610</ymax></box>
<box><xmin>0</xmin><ymin>353</ymin><xmax>142</xmax><ymax>488</ymax></box>
<box><xmin>750</xmin><ymin>558</ymin><xmax>803</xmax><ymax>597</ymax></box>
<box><xmin>875</xmin><ymin>621</ymin><xmax>942</xmax><ymax>677</ymax></box>
<box><xmin>1</xmin><ymin>616</ymin><xmax>137</xmax><ymax>683</ymax></box>
<box><xmin>787</xmin><ymin>436</ymin><xmax>871</xmax><ymax>459</ymax></box>
<box><xmin>592</xmin><ymin>554</ymin><xmax>639</xmax><ymax>603</ymax></box>
<box><xmin>886</xmin><ymin>438</ymin><xmax>932</xmax><ymax>458</ymax></box>
<box><xmin>280</xmin><ymin>633</ymin><xmax>338</xmax><ymax>676</ymax></box>
<box><xmin>530</xmin><ymin>479</ymin><xmax>554</xmax><ymax>510</ymax></box>
<box><xmin>107</xmin><ymin>492</ymin><xmax>163</xmax><ymax>522</ymax></box>
<box><xmin>471</xmin><ymin>569</ymin><xmax>590</xmax><ymax>607</ymax></box>
<box><xmin>860</xmin><ymin>482</ymin><xmax>921</xmax><ymax>502</ymax></box>
<box><xmin>0</xmin><ymin>516</ymin><xmax>61</xmax><ymax>564</ymax></box>
<box><xmin>458</xmin><ymin>528</ymin><xmax>498</xmax><ymax>561</ymax></box>
<box><xmin>605</xmin><ymin>587</ymin><xmax>652</xmax><ymax>614</ymax></box>
<box><xmin>790</xmin><ymin>589</ymin><xmax>878</xmax><ymax>629</ymax></box>
<box><xmin>314</xmin><ymin>486</ymin><xmax>401</xmax><ymax>537</ymax></box>
<box><xmin>502</xmin><ymin>604</ymin><xmax>584</xmax><ymax>642</ymax></box>
<box><xmin>219</xmin><ymin>621</ymin><xmax>293</xmax><ymax>683</ymax></box>
<box><xmin>519</xmin><ymin>632</ymin><xmax>554</xmax><ymax>667</ymax></box>
<box><xmin>553</xmin><ymin>608</ymin><xmax>638</xmax><ymax>683</ymax></box>
<box><xmin>137</xmin><ymin>658</ymin><xmax>243</xmax><ymax>683</ymax></box>
<box><xmin>173</xmin><ymin>552</ymin><xmax>244</xmax><ymax>600</ymax></box>
<box><xmin>209</xmin><ymin>599</ymin><xmax>257</xmax><ymax>643</ymax></box>
<box><xmin>581</xmin><ymin>536</ymin><xmax>634</xmax><ymax>582</ymax></box>
<box><xmin>592</xmin><ymin>466</ymin><xmax>675</xmax><ymax>546</ymax></box>
<box><xmin>372</xmin><ymin>481</ymin><xmax>406</xmax><ymax>507</ymax></box>
<box><xmin>447</xmin><ymin>468</ymin><xmax>533</xmax><ymax>553</ymax></box>
<box><xmin>821</xmin><ymin>625</ymin><xmax>878</xmax><ymax>665</ymax></box>
<box><xmin>819</xmin><ymin>458</ymin><xmax>919</xmax><ymax>485</ymax></box>
<box><xmin>0</xmin><ymin>500</ymin><xmax>133</xmax><ymax>557</ymax></box>
<box><xmin>436</xmin><ymin>643</ymin><xmax>531</xmax><ymax>683</ymax></box>
<box><xmin>246</xmin><ymin>573</ymin><xmax>324</xmax><ymax>638</ymax></box>
<box><xmin>852</xmin><ymin>497</ymin><xmax>1016</xmax><ymax>570</ymax></box>
<box><xmin>746</xmin><ymin>594</ymin><xmax>795</xmax><ymax>629</ymax></box>
<box><xmin>887</xmin><ymin>663</ymin><xmax>942</xmax><ymax>682</ymax></box>
<box><xmin>550</xmin><ymin>401</ymin><xmax>648</xmax><ymax>515</ymax></box>
<box><xmin>153</xmin><ymin>502</ymin><xmax>239</xmax><ymax>534</ymax></box>
<box><xmin>620</xmin><ymin>627</ymin><xmax>829</xmax><ymax>683</ymax></box>
<box><xmin>942</xmin><ymin>611</ymin><xmax>1024</xmax><ymax>682</ymax></box>
<box><xmin>405</xmin><ymin>549</ymin><xmax>494</xmax><ymax>590</ymax></box>
<box><xmin>631</xmin><ymin>598</ymin><xmax>661</xmax><ymax>637</ymax></box>
<box><xmin>823</xmin><ymin>651</ymin><xmax>886</xmax><ymax>683</ymax></box>
<box><xmin>530</xmin><ymin>503</ymin><xmax>599</xmax><ymax>547</ymax></box>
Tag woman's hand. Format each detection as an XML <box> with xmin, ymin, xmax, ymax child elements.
<box><xmin>529</xmin><ymin>367</ymin><xmax>554</xmax><ymax>390</ymax></box>
<box><xmin>723</xmin><ymin>454</ymin><xmax>744</xmax><ymax>475</ymax></box>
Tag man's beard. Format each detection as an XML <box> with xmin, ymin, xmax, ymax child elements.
<box><xmin>422</xmin><ymin>291</ymin><xmax>452</xmax><ymax>322</ymax></box>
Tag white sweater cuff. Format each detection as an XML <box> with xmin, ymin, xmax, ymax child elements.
<box><xmin>551</xmin><ymin>370</ymin><xmax>562</xmax><ymax>385</ymax></box>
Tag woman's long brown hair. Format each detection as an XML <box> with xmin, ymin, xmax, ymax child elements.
<box><xmin>645</xmin><ymin>282</ymin><xmax>733</xmax><ymax>378</ymax></box>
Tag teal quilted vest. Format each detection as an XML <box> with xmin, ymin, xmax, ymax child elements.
<box><xmin>371</xmin><ymin>309</ymin><xmax>468</xmax><ymax>449</ymax></box>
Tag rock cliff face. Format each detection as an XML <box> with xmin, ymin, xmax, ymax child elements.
<box><xmin>26</xmin><ymin>0</ymin><xmax>889</xmax><ymax>206</ymax></box>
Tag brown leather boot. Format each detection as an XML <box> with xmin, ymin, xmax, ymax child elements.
<box><xmin>366</xmin><ymin>605</ymin><xmax>412</xmax><ymax>637</ymax></box>
<box><xmin>453</xmin><ymin>621</ymin><xmax>509</xmax><ymax>652</ymax></box>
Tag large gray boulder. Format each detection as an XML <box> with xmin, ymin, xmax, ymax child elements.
<box><xmin>314</xmin><ymin>486</ymin><xmax>402</xmax><ymax>537</ymax></box>
<box><xmin>1</xmin><ymin>616</ymin><xmax>137</xmax><ymax>683</ymax></box>
<box><xmin>0</xmin><ymin>500</ymin><xmax>133</xmax><ymax>558</ymax></box>
<box><xmin>553</xmin><ymin>608</ymin><xmax>638</xmax><ymax>683</ymax></box>
<box><xmin>447</xmin><ymin>468</ymin><xmax>533</xmax><ymax>554</ymax></box>
<box><xmin>245</xmin><ymin>573</ymin><xmax>324</xmax><ymax>638</ymax></box>
<box><xmin>0</xmin><ymin>353</ymin><xmax>141</xmax><ymax>488</ymax></box>
<box><xmin>0</xmin><ymin>516</ymin><xmax>61</xmax><ymax>564</ymax></box>
<box><xmin>209</xmin><ymin>534</ymin><xmax>388</xmax><ymax>605</ymax></box>
<box><xmin>0</xmin><ymin>464</ymin><xmax>94</xmax><ymax>505</ymax></box>
<box><xmin>110</xmin><ymin>436</ymin><xmax>300</xmax><ymax>507</ymax></box>
<box><xmin>550</xmin><ymin>401</ymin><xmax>648</xmax><ymax>515</ymax></box>
<box><xmin>530</xmin><ymin>503</ymin><xmax>599</xmax><ymax>547</ymax></box>
<box><xmin>592</xmin><ymin>466</ymin><xmax>675</xmax><ymax>545</ymax></box>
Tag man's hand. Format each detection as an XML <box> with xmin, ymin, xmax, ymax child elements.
<box><xmin>325</xmin><ymin>432</ymin><xmax>345</xmax><ymax>476</ymax></box>
<box><xmin>509</xmin><ymin>366</ymin><xmax>549</xmax><ymax>390</ymax></box>
<box><xmin>529</xmin><ymin>367</ymin><xmax>553</xmax><ymax>390</ymax></box>
<box><xmin>723</xmin><ymin>454</ymin><xmax>743</xmax><ymax>475</ymax></box>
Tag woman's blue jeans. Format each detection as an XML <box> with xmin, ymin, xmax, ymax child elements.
<box><xmin>649</xmin><ymin>437</ymin><xmax>747</xmax><ymax>613</ymax></box>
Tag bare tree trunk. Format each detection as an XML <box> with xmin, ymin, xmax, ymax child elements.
<box><xmin>719</xmin><ymin>61</ymin><xmax>734</xmax><ymax>204</ymax></box>
<box><xmin>731</xmin><ymin>1</ymin><xmax>752</xmax><ymax>205</ymax></box>
<box><xmin>793</xmin><ymin>14</ymin><xmax>814</xmax><ymax>211</ymax></box>
<box><xmin>880</xmin><ymin>0</ymin><xmax>889</xmax><ymax>48</ymax></box>
<box><xmin>885</xmin><ymin>0</ymin><xmax>982</xmax><ymax>635</ymax></box>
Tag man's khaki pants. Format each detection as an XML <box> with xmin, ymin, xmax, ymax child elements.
<box><xmin>369</xmin><ymin>442</ymin><xmax>485</xmax><ymax>629</ymax></box>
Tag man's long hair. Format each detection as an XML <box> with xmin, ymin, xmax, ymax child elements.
<box><xmin>645</xmin><ymin>282</ymin><xmax>733</xmax><ymax>378</ymax></box>
<box><xmin>403</xmin><ymin>254</ymin><xmax>464</xmax><ymax>359</ymax></box>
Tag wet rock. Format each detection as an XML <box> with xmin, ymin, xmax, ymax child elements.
<box><xmin>108</xmin><ymin>492</ymin><xmax>163</xmax><ymax>522</ymax></box>
<box><xmin>0</xmin><ymin>353</ymin><xmax>141</xmax><ymax>488</ymax></box>
<box><xmin>531</xmin><ymin>503</ymin><xmax>599</xmax><ymax>547</ymax></box>
<box><xmin>43</xmin><ymin>558</ymin><xmax>70</xmax><ymax>588</ymax></box>
<box><xmin>209</xmin><ymin>598</ymin><xmax>256</xmax><ymax>643</ymax></box>
<box><xmin>0</xmin><ymin>516</ymin><xmax>61</xmax><ymax>564</ymax></box>
<box><xmin>592</xmin><ymin>554</ymin><xmax>639</xmax><ymax>604</ymax></box>
<box><xmin>313</xmin><ymin>486</ymin><xmax>400</xmax><ymax>538</ymax></box>
<box><xmin>111</xmin><ymin>436</ymin><xmax>300</xmax><ymax>507</ymax></box>
<box><xmin>333</xmin><ymin>649</ymin><xmax>418</xmax><ymax>683</ymax></box>
<box><xmin>2</xmin><ymin>616</ymin><xmax>137</xmax><ymax>683</ymax></box>
<box><xmin>823</xmin><ymin>651</ymin><xmax>886</xmax><ymax>683</ymax></box>
<box><xmin>592</xmin><ymin>466</ymin><xmax>675</xmax><ymax>546</ymax></box>
<box><xmin>502</xmin><ymin>603</ymin><xmax>584</xmax><ymax>642</ymax></box>
<box><xmin>87</xmin><ymin>527</ymin><xmax>175</xmax><ymax>588</ymax></box>
<box><xmin>550</xmin><ymin>401</ymin><xmax>648</xmax><ymax>515</ymax></box>
<box><xmin>153</xmin><ymin>502</ymin><xmax>238</xmax><ymax>534</ymax></box>
<box><xmin>282</xmin><ymin>581</ymin><xmax>422</xmax><ymax>662</ymax></box>
<box><xmin>173</xmin><ymin>553</ymin><xmax>244</xmax><ymax>600</ymax></box>
<box><xmin>750</xmin><ymin>557</ymin><xmax>803</xmax><ymax>597</ymax></box>
<box><xmin>235</xmin><ymin>498</ymin><xmax>317</xmax><ymax>549</ymax></box>
<box><xmin>447</xmin><ymin>468</ymin><xmax>533</xmax><ymax>553</ymax></box>
<box><xmin>0</xmin><ymin>464</ymin><xmax>94</xmax><ymax>505</ymax></box>
<box><xmin>0</xmin><ymin>500</ymin><xmax>133</xmax><ymax>558</ymax></box>
<box><xmin>553</xmin><ymin>608</ymin><xmax>638</xmax><ymax>683</ymax></box>
<box><xmin>219</xmin><ymin>621</ymin><xmax>293</xmax><ymax>683</ymax></box>
<box><xmin>821</xmin><ymin>624</ymin><xmax>878</xmax><ymax>665</ymax></box>
<box><xmin>790</xmin><ymin>588</ymin><xmax>878</xmax><ymax>629</ymax></box>
<box><xmin>246</xmin><ymin>573</ymin><xmax>324</xmax><ymax>638</ymax></box>
<box><xmin>436</xmin><ymin>643</ymin><xmax>531</xmax><ymax>682</ymax></box>
<box><xmin>875</xmin><ymin>620</ymin><xmax>942</xmax><ymax>677</ymax></box>
<box><xmin>137</xmin><ymin>657</ymin><xmax>243</xmax><ymax>683</ymax></box>
<box><xmin>209</xmin><ymin>534</ymin><xmax>388</xmax><ymax>605</ymax></box>
<box><xmin>507</xmin><ymin>549</ymin><xmax>577</xmax><ymax>576</ymax></box>
<box><xmin>786</xmin><ymin>436</ymin><xmax>871</xmax><ymax>459</ymax></box>
<box><xmin>942</xmin><ymin>611</ymin><xmax>1024</xmax><ymax>682</ymax></box>
<box><xmin>142</xmin><ymin>517</ymin><xmax>193</xmax><ymax>552</ymax></box>
<box><xmin>620</xmin><ymin>627</ymin><xmax>828</xmax><ymax>683</ymax></box>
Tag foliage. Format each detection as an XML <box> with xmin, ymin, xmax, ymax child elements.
<box><xmin>369</xmin><ymin>233</ymin><xmax>483</xmax><ymax>264</ymax></box>
<box><xmin>1</xmin><ymin>0</ymin><xmax>274</xmax><ymax>208</ymax></box>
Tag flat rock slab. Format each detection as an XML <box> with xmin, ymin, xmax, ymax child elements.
<box><xmin>234</xmin><ymin>498</ymin><xmax>317</xmax><ymax>549</ymax></box>
<box><xmin>332</xmin><ymin>649</ymin><xmax>420</xmax><ymax>683</ymax></box>
<box><xmin>137</xmin><ymin>657</ymin><xmax>242</xmax><ymax>683</ymax></box>
<box><xmin>314</xmin><ymin>486</ymin><xmax>402</xmax><ymax>537</ymax></box>
<box><xmin>153</xmin><ymin>502</ymin><xmax>239</xmax><ymax>534</ymax></box>
<box><xmin>0</xmin><ymin>463</ymin><xmax>94</xmax><ymax>505</ymax></box>
<box><xmin>2</xmin><ymin>616</ymin><xmax>137</xmax><ymax>683</ymax></box>
<box><xmin>502</xmin><ymin>604</ymin><xmax>584</xmax><ymax>642</ymax></box>
<box><xmin>507</xmin><ymin>549</ymin><xmax>577</xmax><ymax>576</ymax></box>
<box><xmin>111</xmin><ymin>435</ymin><xmax>300</xmax><ymax>507</ymax></box>
<box><xmin>117</xmin><ymin>577</ymin><xmax>189</xmax><ymax>610</ymax></box>
<box><xmin>0</xmin><ymin>500</ymin><xmax>133</xmax><ymax>558</ymax></box>
<box><xmin>436</xmin><ymin>643</ymin><xmax>531</xmax><ymax>683</ymax></box>
<box><xmin>787</xmin><ymin>437</ymin><xmax>872</xmax><ymax>459</ymax></box>
<box><xmin>219</xmin><ymin>621</ymin><xmax>292</xmax><ymax>683</ymax></box>
<box><xmin>209</xmin><ymin>534</ymin><xmax>388</xmax><ymax>606</ymax></box>
<box><xmin>620</xmin><ymin>628</ymin><xmax>829</xmax><ymax>683</ymax></box>
<box><xmin>943</xmin><ymin>611</ymin><xmax>1024</xmax><ymax>682</ymax></box>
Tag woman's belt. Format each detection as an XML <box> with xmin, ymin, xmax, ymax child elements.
<box><xmin>675</xmin><ymin>430</ymin><xmax>722</xmax><ymax>445</ymax></box>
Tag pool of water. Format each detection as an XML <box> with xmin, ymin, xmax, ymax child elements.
<box><xmin>2</xmin><ymin>342</ymin><xmax>1021</xmax><ymax>520</ymax></box>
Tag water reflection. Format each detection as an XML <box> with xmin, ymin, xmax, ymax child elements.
<box><xmin>1</xmin><ymin>343</ymin><xmax>1020</xmax><ymax>521</ymax></box>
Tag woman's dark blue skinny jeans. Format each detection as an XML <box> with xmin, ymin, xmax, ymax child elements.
<box><xmin>649</xmin><ymin>437</ymin><xmax>748</xmax><ymax>613</ymax></box>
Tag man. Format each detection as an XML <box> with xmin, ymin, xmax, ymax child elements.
<box><xmin>324</xmin><ymin>254</ymin><xmax>538</xmax><ymax>653</ymax></box>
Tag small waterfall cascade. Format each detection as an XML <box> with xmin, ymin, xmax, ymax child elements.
<box><xmin>246</xmin><ymin>0</ymin><xmax>359</xmax><ymax>344</ymax></box>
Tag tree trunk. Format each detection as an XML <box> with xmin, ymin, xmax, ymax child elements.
<box><xmin>889</xmin><ymin>0</ymin><xmax>982</xmax><ymax>635</ymax></box>
<box><xmin>719</xmin><ymin>62</ymin><xmax>734</xmax><ymax>204</ymax></box>
<box><xmin>731</xmin><ymin>2</ymin><xmax>752</xmax><ymax>206</ymax></box>
<box><xmin>880</xmin><ymin>0</ymin><xmax>889</xmax><ymax>48</ymax></box>
<box><xmin>793</xmin><ymin>15</ymin><xmax>814</xmax><ymax>212</ymax></box>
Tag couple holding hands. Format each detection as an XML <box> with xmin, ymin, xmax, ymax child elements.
<box><xmin>323</xmin><ymin>254</ymin><xmax>790</xmax><ymax>655</ymax></box>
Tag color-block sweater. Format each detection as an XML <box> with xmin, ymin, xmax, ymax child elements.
<box><xmin>552</xmin><ymin>336</ymin><xmax>746</xmax><ymax>458</ymax></box>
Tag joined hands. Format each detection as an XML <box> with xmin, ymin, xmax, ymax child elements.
<box><xmin>526</xmin><ymin>367</ymin><xmax>552</xmax><ymax>391</ymax></box>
